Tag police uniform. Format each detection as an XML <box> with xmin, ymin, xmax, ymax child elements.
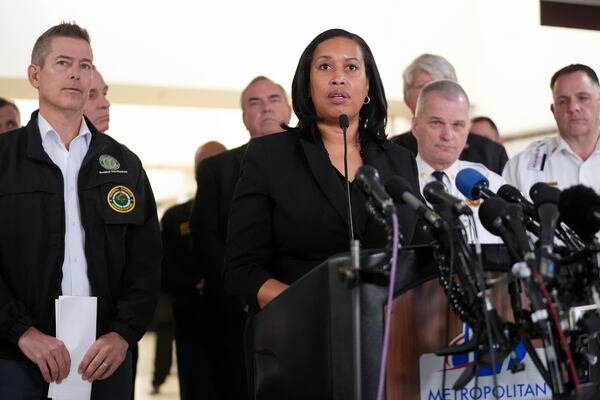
<box><xmin>416</xmin><ymin>155</ymin><xmax>504</xmax><ymax>244</ymax></box>
<box><xmin>0</xmin><ymin>111</ymin><xmax>161</xmax><ymax>394</ymax></box>
<box><xmin>502</xmin><ymin>135</ymin><xmax>600</xmax><ymax>197</ymax></box>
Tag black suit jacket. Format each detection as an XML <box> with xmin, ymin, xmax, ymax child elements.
<box><xmin>224</xmin><ymin>128</ymin><xmax>420</xmax><ymax>307</ymax></box>
<box><xmin>191</xmin><ymin>144</ymin><xmax>247</xmax><ymax>288</ymax></box>
<box><xmin>391</xmin><ymin>130</ymin><xmax>508</xmax><ymax>174</ymax></box>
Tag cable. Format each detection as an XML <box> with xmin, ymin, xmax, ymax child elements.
<box><xmin>532</xmin><ymin>269</ymin><xmax>581</xmax><ymax>396</ymax></box>
<box><xmin>376</xmin><ymin>212</ymin><xmax>399</xmax><ymax>400</ymax></box>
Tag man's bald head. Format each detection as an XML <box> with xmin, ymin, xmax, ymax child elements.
<box><xmin>195</xmin><ymin>141</ymin><xmax>227</xmax><ymax>171</ymax></box>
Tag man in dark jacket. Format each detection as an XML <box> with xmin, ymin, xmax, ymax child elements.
<box><xmin>190</xmin><ymin>76</ymin><xmax>291</xmax><ymax>399</ymax></box>
<box><xmin>0</xmin><ymin>22</ymin><xmax>161</xmax><ymax>399</ymax></box>
<box><xmin>392</xmin><ymin>54</ymin><xmax>508</xmax><ymax>174</ymax></box>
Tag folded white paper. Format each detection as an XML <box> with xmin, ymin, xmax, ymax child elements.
<box><xmin>48</xmin><ymin>296</ymin><xmax>97</xmax><ymax>400</ymax></box>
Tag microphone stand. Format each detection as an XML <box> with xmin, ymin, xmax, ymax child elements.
<box><xmin>339</xmin><ymin>114</ymin><xmax>363</xmax><ymax>400</ymax></box>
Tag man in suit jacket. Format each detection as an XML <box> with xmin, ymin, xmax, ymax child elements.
<box><xmin>391</xmin><ymin>54</ymin><xmax>508</xmax><ymax>174</ymax></box>
<box><xmin>162</xmin><ymin>141</ymin><xmax>225</xmax><ymax>399</ymax></box>
<box><xmin>190</xmin><ymin>76</ymin><xmax>292</xmax><ymax>399</ymax></box>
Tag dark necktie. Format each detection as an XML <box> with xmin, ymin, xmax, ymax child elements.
<box><xmin>431</xmin><ymin>170</ymin><xmax>448</xmax><ymax>191</ymax></box>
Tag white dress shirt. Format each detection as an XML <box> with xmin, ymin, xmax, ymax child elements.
<box><xmin>416</xmin><ymin>155</ymin><xmax>504</xmax><ymax>244</ymax></box>
<box><xmin>502</xmin><ymin>134</ymin><xmax>600</xmax><ymax>198</ymax></box>
<box><xmin>38</xmin><ymin>113</ymin><xmax>92</xmax><ymax>297</ymax></box>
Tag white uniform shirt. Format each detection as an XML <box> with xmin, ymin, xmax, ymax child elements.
<box><xmin>416</xmin><ymin>155</ymin><xmax>504</xmax><ymax>244</ymax></box>
<box><xmin>38</xmin><ymin>113</ymin><xmax>92</xmax><ymax>297</ymax></box>
<box><xmin>502</xmin><ymin>134</ymin><xmax>600</xmax><ymax>198</ymax></box>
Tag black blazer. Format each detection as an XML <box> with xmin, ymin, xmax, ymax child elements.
<box><xmin>223</xmin><ymin>128</ymin><xmax>420</xmax><ymax>306</ymax></box>
<box><xmin>191</xmin><ymin>144</ymin><xmax>247</xmax><ymax>288</ymax></box>
<box><xmin>391</xmin><ymin>130</ymin><xmax>508</xmax><ymax>175</ymax></box>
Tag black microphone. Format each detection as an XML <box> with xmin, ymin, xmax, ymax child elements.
<box><xmin>339</xmin><ymin>114</ymin><xmax>354</xmax><ymax>242</ymax></box>
<box><xmin>355</xmin><ymin>165</ymin><xmax>395</xmax><ymax>216</ymax></box>
<box><xmin>497</xmin><ymin>184</ymin><xmax>537</xmax><ymax>221</ymax></box>
<box><xmin>455</xmin><ymin>168</ymin><xmax>496</xmax><ymax>200</ymax></box>
<box><xmin>559</xmin><ymin>185</ymin><xmax>600</xmax><ymax>242</ymax></box>
<box><xmin>385</xmin><ymin>176</ymin><xmax>444</xmax><ymax>229</ymax></box>
<box><xmin>339</xmin><ymin>114</ymin><xmax>349</xmax><ymax>130</ymax></box>
<box><xmin>530</xmin><ymin>182</ymin><xmax>561</xmax><ymax>249</ymax></box>
<box><xmin>423</xmin><ymin>180</ymin><xmax>472</xmax><ymax>216</ymax></box>
<box><xmin>479</xmin><ymin>195</ymin><xmax>533</xmax><ymax>260</ymax></box>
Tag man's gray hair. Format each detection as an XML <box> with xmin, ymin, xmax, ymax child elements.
<box><xmin>403</xmin><ymin>54</ymin><xmax>458</xmax><ymax>97</ymax></box>
<box><xmin>240</xmin><ymin>76</ymin><xmax>288</xmax><ymax>110</ymax></box>
<box><xmin>415</xmin><ymin>79</ymin><xmax>470</xmax><ymax>117</ymax></box>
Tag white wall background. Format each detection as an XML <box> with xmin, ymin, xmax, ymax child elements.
<box><xmin>1</xmin><ymin>0</ymin><xmax>599</xmax><ymax>207</ymax></box>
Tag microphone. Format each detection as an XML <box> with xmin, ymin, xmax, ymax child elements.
<box><xmin>558</xmin><ymin>185</ymin><xmax>600</xmax><ymax>242</ymax></box>
<box><xmin>338</xmin><ymin>114</ymin><xmax>349</xmax><ymax>130</ymax></box>
<box><xmin>339</xmin><ymin>114</ymin><xmax>354</xmax><ymax>242</ymax></box>
<box><xmin>530</xmin><ymin>182</ymin><xmax>561</xmax><ymax>247</ymax></box>
<box><xmin>456</xmin><ymin>168</ymin><xmax>496</xmax><ymax>200</ymax></box>
<box><xmin>385</xmin><ymin>176</ymin><xmax>444</xmax><ymax>230</ymax></box>
<box><xmin>423</xmin><ymin>180</ymin><xmax>472</xmax><ymax>216</ymax></box>
<box><xmin>355</xmin><ymin>166</ymin><xmax>395</xmax><ymax>216</ymax></box>
<box><xmin>497</xmin><ymin>184</ymin><xmax>537</xmax><ymax>221</ymax></box>
<box><xmin>479</xmin><ymin>195</ymin><xmax>533</xmax><ymax>260</ymax></box>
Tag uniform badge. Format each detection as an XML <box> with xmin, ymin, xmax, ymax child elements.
<box><xmin>99</xmin><ymin>154</ymin><xmax>121</xmax><ymax>171</ymax></box>
<box><xmin>466</xmin><ymin>197</ymin><xmax>482</xmax><ymax>207</ymax></box>
<box><xmin>107</xmin><ymin>186</ymin><xmax>135</xmax><ymax>213</ymax></box>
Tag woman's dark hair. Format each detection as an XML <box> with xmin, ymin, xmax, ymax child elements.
<box><xmin>290</xmin><ymin>28</ymin><xmax>388</xmax><ymax>143</ymax></box>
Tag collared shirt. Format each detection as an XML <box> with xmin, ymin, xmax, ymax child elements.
<box><xmin>416</xmin><ymin>155</ymin><xmax>504</xmax><ymax>244</ymax></box>
<box><xmin>38</xmin><ymin>113</ymin><xmax>92</xmax><ymax>297</ymax></box>
<box><xmin>502</xmin><ymin>134</ymin><xmax>600</xmax><ymax>198</ymax></box>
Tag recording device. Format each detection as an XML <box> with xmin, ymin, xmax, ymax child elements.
<box><xmin>497</xmin><ymin>184</ymin><xmax>537</xmax><ymax>220</ymax></box>
<box><xmin>530</xmin><ymin>182</ymin><xmax>561</xmax><ymax>260</ymax></box>
<box><xmin>355</xmin><ymin>165</ymin><xmax>395</xmax><ymax>216</ymax></box>
<box><xmin>423</xmin><ymin>180</ymin><xmax>472</xmax><ymax>216</ymax></box>
<box><xmin>478</xmin><ymin>195</ymin><xmax>533</xmax><ymax>260</ymax></box>
<box><xmin>385</xmin><ymin>176</ymin><xmax>444</xmax><ymax>229</ymax></box>
<box><xmin>559</xmin><ymin>185</ymin><xmax>600</xmax><ymax>242</ymax></box>
<box><xmin>455</xmin><ymin>168</ymin><xmax>497</xmax><ymax>200</ymax></box>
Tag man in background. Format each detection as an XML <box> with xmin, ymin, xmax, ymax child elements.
<box><xmin>161</xmin><ymin>141</ymin><xmax>226</xmax><ymax>399</ymax></box>
<box><xmin>503</xmin><ymin>64</ymin><xmax>600</xmax><ymax>195</ymax></box>
<box><xmin>83</xmin><ymin>68</ymin><xmax>110</xmax><ymax>132</ymax></box>
<box><xmin>393</xmin><ymin>54</ymin><xmax>508</xmax><ymax>174</ymax></box>
<box><xmin>190</xmin><ymin>76</ymin><xmax>292</xmax><ymax>399</ymax></box>
<box><xmin>0</xmin><ymin>97</ymin><xmax>21</xmax><ymax>133</ymax></box>
<box><xmin>412</xmin><ymin>80</ymin><xmax>503</xmax><ymax>244</ymax></box>
<box><xmin>471</xmin><ymin>116</ymin><xmax>504</xmax><ymax>144</ymax></box>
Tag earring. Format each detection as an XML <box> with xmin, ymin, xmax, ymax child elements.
<box><xmin>363</xmin><ymin>96</ymin><xmax>371</xmax><ymax>105</ymax></box>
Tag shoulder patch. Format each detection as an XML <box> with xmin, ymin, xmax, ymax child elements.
<box><xmin>107</xmin><ymin>185</ymin><xmax>136</xmax><ymax>213</ymax></box>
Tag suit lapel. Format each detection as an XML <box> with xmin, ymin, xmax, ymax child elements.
<box><xmin>299</xmin><ymin>133</ymin><xmax>352</xmax><ymax>231</ymax></box>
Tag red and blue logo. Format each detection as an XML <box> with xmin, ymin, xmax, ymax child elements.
<box><xmin>444</xmin><ymin>324</ymin><xmax>527</xmax><ymax>376</ymax></box>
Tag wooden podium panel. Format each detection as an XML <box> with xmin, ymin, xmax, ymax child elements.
<box><xmin>386</xmin><ymin>274</ymin><xmax>515</xmax><ymax>400</ymax></box>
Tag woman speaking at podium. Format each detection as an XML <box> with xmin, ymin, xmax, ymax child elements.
<box><xmin>224</xmin><ymin>28</ymin><xmax>419</xmax><ymax>312</ymax></box>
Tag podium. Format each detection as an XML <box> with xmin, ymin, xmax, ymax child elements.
<box><xmin>251</xmin><ymin>245</ymin><xmax>511</xmax><ymax>400</ymax></box>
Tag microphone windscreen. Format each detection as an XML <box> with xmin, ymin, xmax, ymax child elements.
<box><xmin>456</xmin><ymin>168</ymin><xmax>489</xmax><ymax>200</ymax></box>
<box><xmin>423</xmin><ymin>180</ymin><xmax>446</xmax><ymax>205</ymax></box>
<box><xmin>385</xmin><ymin>176</ymin><xmax>414</xmax><ymax>204</ymax></box>
<box><xmin>497</xmin><ymin>184</ymin><xmax>525</xmax><ymax>203</ymax></box>
<box><xmin>478</xmin><ymin>196</ymin><xmax>508</xmax><ymax>236</ymax></box>
<box><xmin>338</xmin><ymin>114</ymin><xmax>349</xmax><ymax>129</ymax></box>
<box><xmin>355</xmin><ymin>165</ymin><xmax>379</xmax><ymax>194</ymax></box>
<box><xmin>529</xmin><ymin>182</ymin><xmax>561</xmax><ymax>207</ymax></box>
<box><xmin>559</xmin><ymin>185</ymin><xmax>600</xmax><ymax>240</ymax></box>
